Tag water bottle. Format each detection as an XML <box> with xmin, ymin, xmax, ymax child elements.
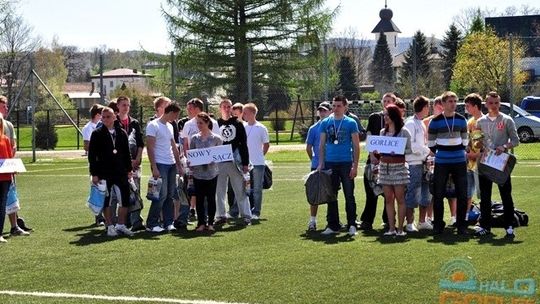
<box><xmin>146</xmin><ymin>177</ymin><xmax>162</xmax><ymax>201</ymax></box>
<box><xmin>243</xmin><ymin>172</ymin><xmax>251</xmax><ymax>196</ymax></box>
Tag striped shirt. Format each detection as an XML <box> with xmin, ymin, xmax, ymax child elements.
<box><xmin>427</xmin><ymin>113</ymin><xmax>468</xmax><ymax>164</ymax></box>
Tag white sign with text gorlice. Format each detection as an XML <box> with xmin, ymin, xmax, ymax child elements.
<box><xmin>366</xmin><ymin>135</ymin><xmax>407</xmax><ymax>154</ymax></box>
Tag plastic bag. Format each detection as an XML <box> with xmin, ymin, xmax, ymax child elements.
<box><xmin>6</xmin><ymin>182</ymin><xmax>20</xmax><ymax>215</ymax></box>
<box><xmin>87</xmin><ymin>183</ymin><xmax>106</xmax><ymax>216</ymax></box>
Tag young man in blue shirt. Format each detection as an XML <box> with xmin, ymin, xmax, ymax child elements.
<box><xmin>317</xmin><ymin>96</ymin><xmax>361</xmax><ymax>236</ymax></box>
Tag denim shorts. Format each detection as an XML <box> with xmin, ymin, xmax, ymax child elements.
<box><xmin>405</xmin><ymin>164</ymin><xmax>431</xmax><ymax>208</ymax></box>
<box><xmin>467</xmin><ymin>170</ymin><xmax>476</xmax><ymax>199</ymax></box>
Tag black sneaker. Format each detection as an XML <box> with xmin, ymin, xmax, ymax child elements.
<box><xmin>214</xmin><ymin>217</ymin><xmax>227</xmax><ymax>226</ymax></box>
<box><xmin>17</xmin><ymin>217</ymin><xmax>33</xmax><ymax>232</ymax></box>
<box><xmin>10</xmin><ymin>226</ymin><xmax>30</xmax><ymax>236</ymax></box>
<box><xmin>358</xmin><ymin>222</ymin><xmax>373</xmax><ymax>231</ymax></box>
<box><xmin>432</xmin><ymin>222</ymin><xmax>446</xmax><ymax>236</ymax></box>
<box><xmin>95</xmin><ymin>215</ymin><xmax>105</xmax><ymax>226</ymax></box>
<box><xmin>457</xmin><ymin>227</ymin><xmax>468</xmax><ymax>235</ymax></box>
<box><xmin>189</xmin><ymin>209</ymin><xmax>197</xmax><ymax>222</ymax></box>
<box><xmin>131</xmin><ymin>223</ymin><xmax>146</xmax><ymax>232</ymax></box>
<box><xmin>474</xmin><ymin>227</ymin><xmax>491</xmax><ymax>237</ymax></box>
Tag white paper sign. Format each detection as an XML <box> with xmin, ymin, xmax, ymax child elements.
<box><xmin>366</xmin><ymin>135</ymin><xmax>407</xmax><ymax>154</ymax></box>
<box><xmin>480</xmin><ymin>150</ymin><xmax>509</xmax><ymax>172</ymax></box>
<box><xmin>0</xmin><ymin>158</ymin><xmax>27</xmax><ymax>173</ymax></box>
<box><xmin>186</xmin><ymin>144</ymin><xmax>233</xmax><ymax>166</ymax></box>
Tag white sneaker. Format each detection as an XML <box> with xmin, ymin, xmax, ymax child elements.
<box><xmin>396</xmin><ymin>230</ymin><xmax>407</xmax><ymax>237</ymax></box>
<box><xmin>166</xmin><ymin>224</ymin><xmax>177</xmax><ymax>232</ymax></box>
<box><xmin>0</xmin><ymin>236</ymin><xmax>7</xmax><ymax>243</ymax></box>
<box><xmin>115</xmin><ymin>224</ymin><xmax>134</xmax><ymax>236</ymax></box>
<box><xmin>107</xmin><ymin>225</ymin><xmax>118</xmax><ymax>237</ymax></box>
<box><xmin>348</xmin><ymin>226</ymin><xmax>358</xmax><ymax>236</ymax></box>
<box><xmin>146</xmin><ymin>226</ymin><xmax>165</xmax><ymax>233</ymax></box>
<box><xmin>418</xmin><ymin>221</ymin><xmax>434</xmax><ymax>230</ymax></box>
<box><xmin>321</xmin><ymin>228</ymin><xmax>339</xmax><ymax>236</ymax></box>
<box><xmin>251</xmin><ymin>215</ymin><xmax>260</xmax><ymax>220</ymax></box>
<box><xmin>405</xmin><ymin>223</ymin><xmax>418</xmax><ymax>232</ymax></box>
<box><xmin>307</xmin><ymin>221</ymin><xmax>317</xmax><ymax>231</ymax></box>
<box><xmin>384</xmin><ymin>230</ymin><xmax>396</xmax><ymax>236</ymax></box>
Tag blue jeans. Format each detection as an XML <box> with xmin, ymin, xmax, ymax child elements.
<box><xmin>405</xmin><ymin>164</ymin><xmax>431</xmax><ymax>208</ymax></box>
<box><xmin>325</xmin><ymin>162</ymin><xmax>357</xmax><ymax>231</ymax></box>
<box><xmin>146</xmin><ymin>163</ymin><xmax>176</xmax><ymax>228</ymax></box>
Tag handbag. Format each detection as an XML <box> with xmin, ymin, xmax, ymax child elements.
<box><xmin>477</xmin><ymin>151</ymin><xmax>516</xmax><ymax>185</ymax></box>
<box><xmin>262</xmin><ymin>165</ymin><xmax>273</xmax><ymax>189</ymax></box>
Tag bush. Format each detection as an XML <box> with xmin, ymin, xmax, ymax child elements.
<box><xmin>269</xmin><ymin>110</ymin><xmax>288</xmax><ymax>131</ymax></box>
<box><xmin>35</xmin><ymin>119</ymin><xmax>58</xmax><ymax>150</ymax></box>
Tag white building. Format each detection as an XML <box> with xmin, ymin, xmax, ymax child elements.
<box><xmin>90</xmin><ymin>68</ymin><xmax>154</xmax><ymax>97</ymax></box>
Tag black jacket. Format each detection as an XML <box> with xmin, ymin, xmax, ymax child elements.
<box><xmin>88</xmin><ymin>125</ymin><xmax>133</xmax><ymax>179</ymax></box>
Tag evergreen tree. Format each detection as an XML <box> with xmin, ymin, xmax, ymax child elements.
<box><xmin>401</xmin><ymin>31</ymin><xmax>431</xmax><ymax>80</ymax></box>
<box><xmin>163</xmin><ymin>0</ymin><xmax>332</xmax><ymax>102</ymax></box>
<box><xmin>469</xmin><ymin>9</ymin><xmax>485</xmax><ymax>34</ymax></box>
<box><xmin>336</xmin><ymin>56</ymin><xmax>358</xmax><ymax>99</ymax></box>
<box><xmin>369</xmin><ymin>33</ymin><xmax>394</xmax><ymax>94</ymax></box>
<box><xmin>441</xmin><ymin>24</ymin><xmax>463</xmax><ymax>89</ymax></box>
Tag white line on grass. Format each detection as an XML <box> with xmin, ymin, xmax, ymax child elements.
<box><xmin>28</xmin><ymin>166</ymin><xmax>89</xmax><ymax>173</ymax></box>
<box><xmin>0</xmin><ymin>290</ymin><xmax>249</xmax><ymax>304</ymax></box>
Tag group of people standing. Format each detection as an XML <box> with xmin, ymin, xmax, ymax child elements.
<box><xmin>85</xmin><ymin>95</ymin><xmax>270</xmax><ymax>236</ymax></box>
<box><xmin>307</xmin><ymin>91</ymin><xmax>520</xmax><ymax>239</ymax></box>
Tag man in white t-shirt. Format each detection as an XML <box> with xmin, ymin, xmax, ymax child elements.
<box><xmin>181</xmin><ymin>98</ymin><xmax>219</xmax><ymax>152</ymax></box>
<box><xmin>82</xmin><ymin>104</ymin><xmax>103</xmax><ymax>154</ymax></box>
<box><xmin>145</xmin><ymin>102</ymin><xmax>183</xmax><ymax>233</ymax></box>
<box><xmin>241</xmin><ymin>103</ymin><xmax>269</xmax><ymax>219</ymax></box>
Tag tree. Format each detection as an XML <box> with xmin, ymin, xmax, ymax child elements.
<box><xmin>469</xmin><ymin>10</ymin><xmax>485</xmax><ymax>34</ymax></box>
<box><xmin>335</xmin><ymin>56</ymin><xmax>358</xmax><ymax>99</ymax></box>
<box><xmin>163</xmin><ymin>0</ymin><xmax>333</xmax><ymax>102</ymax></box>
<box><xmin>452</xmin><ymin>29</ymin><xmax>528</xmax><ymax>102</ymax></box>
<box><xmin>369</xmin><ymin>33</ymin><xmax>393</xmax><ymax>94</ymax></box>
<box><xmin>0</xmin><ymin>13</ymin><xmax>40</xmax><ymax>102</ymax></box>
<box><xmin>401</xmin><ymin>31</ymin><xmax>431</xmax><ymax>80</ymax></box>
<box><xmin>440</xmin><ymin>24</ymin><xmax>463</xmax><ymax>89</ymax></box>
<box><xmin>331</xmin><ymin>28</ymin><xmax>372</xmax><ymax>87</ymax></box>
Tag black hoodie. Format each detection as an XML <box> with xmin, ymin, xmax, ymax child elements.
<box><xmin>217</xmin><ymin>116</ymin><xmax>249</xmax><ymax>167</ymax></box>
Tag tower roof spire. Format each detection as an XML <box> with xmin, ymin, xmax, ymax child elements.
<box><xmin>371</xmin><ymin>1</ymin><xmax>401</xmax><ymax>34</ymax></box>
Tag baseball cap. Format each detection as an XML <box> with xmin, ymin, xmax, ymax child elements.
<box><xmin>317</xmin><ymin>102</ymin><xmax>331</xmax><ymax>111</ymax></box>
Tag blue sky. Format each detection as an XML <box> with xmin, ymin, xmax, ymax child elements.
<box><xmin>17</xmin><ymin>0</ymin><xmax>539</xmax><ymax>53</ymax></box>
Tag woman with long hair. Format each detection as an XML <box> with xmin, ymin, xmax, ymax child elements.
<box><xmin>377</xmin><ymin>105</ymin><xmax>412</xmax><ymax>236</ymax></box>
<box><xmin>189</xmin><ymin>112</ymin><xmax>223</xmax><ymax>232</ymax></box>
<box><xmin>0</xmin><ymin>114</ymin><xmax>14</xmax><ymax>243</ymax></box>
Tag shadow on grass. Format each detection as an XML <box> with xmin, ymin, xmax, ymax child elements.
<box><xmin>299</xmin><ymin>230</ymin><xmax>356</xmax><ymax>245</ymax></box>
<box><xmin>62</xmin><ymin>224</ymin><xmax>98</xmax><ymax>232</ymax></box>
<box><xmin>68</xmin><ymin>227</ymin><xmax>162</xmax><ymax>246</ymax></box>
<box><xmin>474</xmin><ymin>233</ymin><xmax>524</xmax><ymax>246</ymax></box>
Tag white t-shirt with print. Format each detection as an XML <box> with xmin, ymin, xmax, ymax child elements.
<box><xmin>146</xmin><ymin>119</ymin><xmax>175</xmax><ymax>165</ymax></box>
<box><xmin>245</xmin><ymin>121</ymin><xmax>269</xmax><ymax>166</ymax></box>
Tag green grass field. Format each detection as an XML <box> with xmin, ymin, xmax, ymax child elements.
<box><xmin>0</xmin><ymin>151</ymin><xmax>539</xmax><ymax>303</ymax></box>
